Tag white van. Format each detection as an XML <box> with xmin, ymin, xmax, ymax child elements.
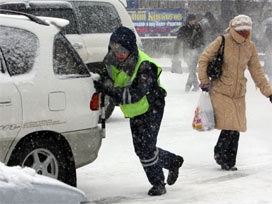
<box><xmin>0</xmin><ymin>11</ymin><xmax>104</xmax><ymax>187</ymax></box>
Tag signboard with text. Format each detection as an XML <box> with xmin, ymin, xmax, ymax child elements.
<box><xmin>127</xmin><ymin>9</ymin><xmax>185</xmax><ymax>36</ymax></box>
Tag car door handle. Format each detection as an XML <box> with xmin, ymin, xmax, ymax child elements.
<box><xmin>0</xmin><ymin>99</ymin><xmax>11</xmax><ymax>106</ymax></box>
<box><xmin>72</xmin><ymin>42</ymin><xmax>83</xmax><ymax>50</ymax></box>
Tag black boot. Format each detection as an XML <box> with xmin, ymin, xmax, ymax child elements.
<box><xmin>167</xmin><ymin>156</ymin><xmax>184</xmax><ymax>185</ymax></box>
<box><xmin>148</xmin><ymin>184</ymin><xmax>166</xmax><ymax>196</ymax></box>
<box><xmin>214</xmin><ymin>151</ymin><xmax>223</xmax><ymax>165</ymax></box>
<box><xmin>221</xmin><ymin>163</ymin><xmax>238</xmax><ymax>171</ymax></box>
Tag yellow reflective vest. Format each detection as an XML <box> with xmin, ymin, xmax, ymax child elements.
<box><xmin>109</xmin><ymin>50</ymin><xmax>165</xmax><ymax>118</ymax></box>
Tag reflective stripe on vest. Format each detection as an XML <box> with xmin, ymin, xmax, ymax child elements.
<box><xmin>110</xmin><ymin>50</ymin><xmax>164</xmax><ymax>118</ymax></box>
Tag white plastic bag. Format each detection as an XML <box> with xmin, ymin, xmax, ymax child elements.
<box><xmin>192</xmin><ymin>92</ymin><xmax>215</xmax><ymax>131</ymax></box>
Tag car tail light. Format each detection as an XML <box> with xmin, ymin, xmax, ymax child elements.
<box><xmin>90</xmin><ymin>93</ymin><xmax>99</xmax><ymax>110</ymax></box>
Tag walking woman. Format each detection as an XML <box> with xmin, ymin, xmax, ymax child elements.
<box><xmin>198</xmin><ymin>14</ymin><xmax>272</xmax><ymax>170</ymax></box>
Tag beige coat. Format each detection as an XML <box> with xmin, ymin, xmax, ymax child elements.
<box><xmin>198</xmin><ymin>27</ymin><xmax>272</xmax><ymax>132</ymax></box>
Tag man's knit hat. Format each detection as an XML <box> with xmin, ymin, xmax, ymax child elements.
<box><xmin>110</xmin><ymin>26</ymin><xmax>138</xmax><ymax>53</ymax></box>
<box><xmin>186</xmin><ymin>14</ymin><xmax>196</xmax><ymax>22</ymax></box>
<box><xmin>231</xmin><ymin>14</ymin><xmax>252</xmax><ymax>31</ymax></box>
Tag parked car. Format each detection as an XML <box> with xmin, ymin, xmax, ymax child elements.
<box><xmin>0</xmin><ymin>162</ymin><xmax>90</xmax><ymax>204</ymax></box>
<box><xmin>0</xmin><ymin>0</ymin><xmax>143</xmax><ymax>120</ymax></box>
<box><xmin>0</xmin><ymin>10</ymin><xmax>104</xmax><ymax>187</ymax></box>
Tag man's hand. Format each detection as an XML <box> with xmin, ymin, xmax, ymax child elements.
<box><xmin>94</xmin><ymin>78</ymin><xmax>114</xmax><ymax>95</ymax></box>
<box><xmin>94</xmin><ymin>80</ymin><xmax>104</xmax><ymax>93</ymax></box>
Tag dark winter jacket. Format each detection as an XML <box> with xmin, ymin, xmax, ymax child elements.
<box><xmin>173</xmin><ymin>23</ymin><xmax>204</xmax><ymax>55</ymax></box>
<box><xmin>199</xmin><ymin>15</ymin><xmax>222</xmax><ymax>44</ymax></box>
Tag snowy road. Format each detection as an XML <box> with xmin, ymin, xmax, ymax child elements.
<box><xmin>77</xmin><ymin>61</ymin><xmax>272</xmax><ymax>204</ymax></box>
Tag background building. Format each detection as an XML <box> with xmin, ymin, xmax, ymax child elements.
<box><xmin>126</xmin><ymin>0</ymin><xmax>272</xmax><ymax>57</ymax></box>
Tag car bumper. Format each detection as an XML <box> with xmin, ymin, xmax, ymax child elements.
<box><xmin>63</xmin><ymin>127</ymin><xmax>104</xmax><ymax>168</ymax></box>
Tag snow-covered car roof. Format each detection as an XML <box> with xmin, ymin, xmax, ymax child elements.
<box><xmin>0</xmin><ymin>163</ymin><xmax>89</xmax><ymax>203</ymax></box>
<box><xmin>0</xmin><ymin>10</ymin><xmax>69</xmax><ymax>29</ymax></box>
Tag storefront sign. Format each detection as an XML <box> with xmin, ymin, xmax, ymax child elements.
<box><xmin>128</xmin><ymin>9</ymin><xmax>185</xmax><ymax>36</ymax></box>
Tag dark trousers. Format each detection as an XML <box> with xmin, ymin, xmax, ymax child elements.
<box><xmin>186</xmin><ymin>71</ymin><xmax>199</xmax><ymax>89</ymax></box>
<box><xmin>185</xmin><ymin>49</ymin><xmax>200</xmax><ymax>89</ymax></box>
<box><xmin>214</xmin><ymin>130</ymin><xmax>240</xmax><ymax>168</ymax></box>
<box><xmin>130</xmin><ymin>100</ymin><xmax>178</xmax><ymax>186</ymax></box>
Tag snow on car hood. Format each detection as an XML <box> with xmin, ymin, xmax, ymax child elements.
<box><xmin>0</xmin><ymin>162</ymin><xmax>88</xmax><ymax>203</ymax></box>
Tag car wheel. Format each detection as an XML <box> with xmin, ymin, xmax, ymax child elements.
<box><xmin>8</xmin><ymin>134</ymin><xmax>77</xmax><ymax>187</ymax></box>
<box><xmin>23</xmin><ymin>148</ymin><xmax>59</xmax><ymax>179</ymax></box>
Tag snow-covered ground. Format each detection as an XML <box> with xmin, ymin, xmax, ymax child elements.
<box><xmin>77</xmin><ymin>58</ymin><xmax>272</xmax><ymax>204</ymax></box>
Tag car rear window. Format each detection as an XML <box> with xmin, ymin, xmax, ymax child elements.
<box><xmin>53</xmin><ymin>33</ymin><xmax>90</xmax><ymax>77</ymax></box>
<box><xmin>0</xmin><ymin>26</ymin><xmax>38</xmax><ymax>76</ymax></box>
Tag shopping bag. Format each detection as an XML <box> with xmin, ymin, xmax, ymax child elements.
<box><xmin>192</xmin><ymin>92</ymin><xmax>215</xmax><ymax>131</ymax></box>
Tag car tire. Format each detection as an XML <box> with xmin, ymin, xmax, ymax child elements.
<box><xmin>8</xmin><ymin>134</ymin><xmax>77</xmax><ymax>187</ymax></box>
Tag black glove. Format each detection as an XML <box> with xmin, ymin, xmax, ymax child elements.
<box><xmin>269</xmin><ymin>95</ymin><xmax>272</xmax><ymax>103</ymax></box>
<box><xmin>94</xmin><ymin>80</ymin><xmax>104</xmax><ymax>93</ymax></box>
<box><xmin>94</xmin><ymin>78</ymin><xmax>114</xmax><ymax>95</ymax></box>
<box><xmin>201</xmin><ymin>87</ymin><xmax>209</xmax><ymax>92</ymax></box>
